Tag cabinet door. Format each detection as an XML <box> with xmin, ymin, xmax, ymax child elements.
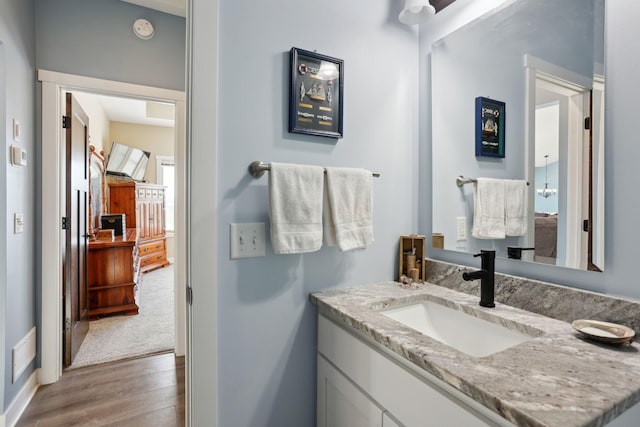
<box><xmin>318</xmin><ymin>355</ymin><xmax>383</xmax><ymax>427</ymax></box>
<box><xmin>136</xmin><ymin>200</ymin><xmax>149</xmax><ymax>240</ymax></box>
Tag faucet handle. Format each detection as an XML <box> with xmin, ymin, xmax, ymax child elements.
<box><xmin>473</xmin><ymin>250</ymin><xmax>496</xmax><ymax>259</ymax></box>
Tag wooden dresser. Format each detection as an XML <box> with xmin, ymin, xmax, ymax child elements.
<box><xmin>88</xmin><ymin>229</ymin><xmax>139</xmax><ymax>319</ymax></box>
<box><xmin>109</xmin><ymin>182</ymin><xmax>170</xmax><ymax>274</ymax></box>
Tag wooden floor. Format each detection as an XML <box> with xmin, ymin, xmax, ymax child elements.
<box><xmin>17</xmin><ymin>352</ymin><xmax>185</xmax><ymax>427</ymax></box>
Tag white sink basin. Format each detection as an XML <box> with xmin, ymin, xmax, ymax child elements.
<box><xmin>380</xmin><ymin>301</ymin><xmax>534</xmax><ymax>357</ymax></box>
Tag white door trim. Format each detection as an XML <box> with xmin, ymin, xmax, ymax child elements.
<box><xmin>38</xmin><ymin>70</ymin><xmax>188</xmax><ymax>384</ymax></box>
<box><xmin>524</xmin><ymin>55</ymin><xmax>590</xmax><ymax>268</ymax></box>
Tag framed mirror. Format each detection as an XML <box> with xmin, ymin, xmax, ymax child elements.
<box><xmin>431</xmin><ymin>0</ymin><xmax>604</xmax><ymax>272</ymax></box>
<box><xmin>88</xmin><ymin>145</ymin><xmax>107</xmax><ymax>236</ymax></box>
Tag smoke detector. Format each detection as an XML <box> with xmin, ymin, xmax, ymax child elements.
<box><xmin>133</xmin><ymin>18</ymin><xmax>155</xmax><ymax>40</ymax></box>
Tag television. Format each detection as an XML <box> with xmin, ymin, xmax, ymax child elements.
<box><xmin>105</xmin><ymin>142</ymin><xmax>150</xmax><ymax>181</ymax></box>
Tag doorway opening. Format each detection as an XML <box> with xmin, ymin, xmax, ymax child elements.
<box><xmin>38</xmin><ymin>70</ymin><xmax>187</xmax><ymax>387</ymax></box>
<box><xmin>65</xmin><ymin>90</ymin><xmax>179</xmax><ymax>369</ymax></box>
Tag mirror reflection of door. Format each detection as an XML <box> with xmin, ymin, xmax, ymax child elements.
<box><xmin>533</xmin><ymin>70</ymin><xmax>603</xmax><ymax>271</ymax></box>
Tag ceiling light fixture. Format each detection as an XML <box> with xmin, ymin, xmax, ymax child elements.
<box><xmin>133</xmin><ymin>18</ymin><xmax>155</xmax><ymax>40</ymax></box>
<box><xmin>399</xmin><ymin>0</ymin><xmax>436</xmax><ymax>25</ymax></box>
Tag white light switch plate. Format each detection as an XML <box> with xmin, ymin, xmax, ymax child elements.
<box><xmin>456</xmin><ymin>216</ymin><xmax>467</xmax><ymax>241</ymax></box>
<box><xmin>13</xmin><ymin>119</ymin><xmax>20</xmax><ymax>142</ymax></box>
<box><xmin>230</xmin><ymin>223</ymin><xmax>266</xmax><ymax>259</ymax></box>
<box><xmin>14</xmin><ymin>213</ymin><xmax>24</xmax><ymax>234</ymax></box>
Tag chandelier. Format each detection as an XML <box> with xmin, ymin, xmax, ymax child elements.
<box><xmin>536</xmin><ymin>154</ymin><xmax>557</xmax><ymax>198</ymax></box>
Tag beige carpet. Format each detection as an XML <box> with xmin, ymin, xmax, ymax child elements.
<box><xmin>70</xmin><ymin>264</ymin><xmax>175</xmax><ymax>369</ymax></box>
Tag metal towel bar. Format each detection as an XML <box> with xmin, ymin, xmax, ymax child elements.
<box><xmin>456</xmin><ymin>175</ymin><xmax>529</xmax><ymax>187</ymax></box>
<box><xmin>248</xmin><ymin>161</ymin><xmax>380</xmax><ymax>178</ymax></box>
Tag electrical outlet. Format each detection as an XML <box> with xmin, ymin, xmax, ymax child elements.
<box><xmin>230</xmin><ymin>223</ymin><xmax>266</xmax><ymax>259</ymax></box>
<box><xmin>456</xmin><ymin>216</ymin><xmax>467</xmax><ymax>241</ymax></box>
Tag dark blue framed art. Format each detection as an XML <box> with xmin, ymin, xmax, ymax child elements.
<box><xmin>475</xmin><ymin>97</ymin><xmax>505</xmax><ymax>158</ymax></box>
<box><xmin>289</xmin><ymin>47</ymin><xmax>344</xmax><ymax>139</ymax></box>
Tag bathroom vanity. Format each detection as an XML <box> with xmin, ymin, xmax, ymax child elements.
<box><xmin>311</xmin><ymin>264</ymin><xmax>640</xmax><ymax>426</ymax></box>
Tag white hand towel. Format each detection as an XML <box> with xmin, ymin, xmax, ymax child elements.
<box><xmin>505</xmin><ymin>179</ymin><xmax>528</xmax><ymax>236</ymax></box>
<box><xmin>325</xmin><ymin>167</ymin><xmax>374</xmax><ymax>251</ymax></box>
<box><xmin>471</xmin><ymin>178</ymin><xmax>506</xmax><ymax>239</ymax></box>
<box><xmin>269</xmin><ymin>162</ymin><xmax>324</xmax><ymax>254</ymax></box>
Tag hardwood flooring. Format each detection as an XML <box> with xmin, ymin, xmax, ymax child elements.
<box><xmin>17</xmin><ymin>352</ymin><xmax>184</xmax><ymax>427</ymax></box>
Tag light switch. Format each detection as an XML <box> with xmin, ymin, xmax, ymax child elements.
<box><xmin>230</xmin><ymin>223</ymin><xmax>266</xmax><ymax>259</ymax></box>
<box><xmin>14</xmin><ymin>213</ymin><xmax>24</xmax><ymax>234</ymax></box>
<box><xmin>13</xmin><ymin>119</ymin><xmax>20</xmax><ymax>142</ymax></box>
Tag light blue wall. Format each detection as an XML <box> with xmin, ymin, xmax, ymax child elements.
<box><xmin>420</xmin><ymin>0</ymin><xmax>640</xmax><ymax>299</ymax></box>
<box><xmin>0</xmin><ymin>0</ymin><xmax>36</xmax><ymax>410</ymax></box>
<box><xmin>35</xmin><ymin>0</ymin><xmax>185</xmax><ymax>91</ymax></box>
<box><xmin>192</xmin><ymin>0</ymin><xmax>419</xmax><ymax>425</ymax></box>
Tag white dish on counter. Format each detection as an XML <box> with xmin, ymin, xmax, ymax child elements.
<box><xmin>571</xmin><ymin>319</ymin><xmax>635</xmax><ymax>345</ymax></box>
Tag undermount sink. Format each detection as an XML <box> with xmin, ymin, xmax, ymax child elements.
<box><xmin>380</xmin><ymin>300</ymin><xmax>535</xmax><ymax>357</ymax></box>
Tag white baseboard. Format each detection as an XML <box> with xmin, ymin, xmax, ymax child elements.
<box><xmin>3</xmin><ymin>369</ymin><xmax>39</xmax><ymax>427</ymax></box>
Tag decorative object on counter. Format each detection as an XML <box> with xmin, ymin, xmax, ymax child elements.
<box><xmin>289</xmin><ymin>47</ymin><xmax>344</xmax><ymax>139</ymax></box>
<box><xmin>475</xmin><ymin>96</ymin><xmax>505</xmax><ymax>158</ymax></box>
<box><xmin>96</xmin><ymin>229</ymin><xmax>115</xmax><ymax>241</ymax></box>
<box><xmin>572</xmin><ymin>319</ymin><xmax>635</xmax><ymax>346</ymax></box>
<box><xmin>399</xmin><ymin>235</ymin><xmax>425</xmax><ymax>282</ymax></box>
<box><xmin>101</xmin><ymin>213</ymin><xmax>126</xmax><ymax>236</ymax></box>
<box><xmin>432</xmin><ymin>233</ymin><xmax>444</xmax><ymax>249</ymax></box>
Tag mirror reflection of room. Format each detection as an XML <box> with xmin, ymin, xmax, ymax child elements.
<box><xmin>431</xmin><ymin>0</ymin><xmax>604</xmax><ymax>272</ymax></box>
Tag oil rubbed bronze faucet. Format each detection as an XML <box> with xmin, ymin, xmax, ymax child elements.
<box><xmin>462</xmin><ymin>250</ymin><xmax>496</xmax><ymax>308</ymax></box>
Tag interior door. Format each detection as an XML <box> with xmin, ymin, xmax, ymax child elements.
<box><xmin>63</xmin><ymin>92</ymin><xmax>90</xmax><ymax>367</ymax></box>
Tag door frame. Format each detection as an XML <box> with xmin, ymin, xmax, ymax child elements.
<box><xmin>524</xmin><ymin>55</ymin><xmax>593</xmax><ymax>268</ymax></box>
<box><xmin>38</xmin><ymin>70</ymin><xmax>187</xmax><ymax>383</ymax></box>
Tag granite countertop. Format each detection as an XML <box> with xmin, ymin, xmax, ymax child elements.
<box><xmin>311</xmin><ymin>282</ymin><xmax>640</xmax><ymax>427</ymax></box>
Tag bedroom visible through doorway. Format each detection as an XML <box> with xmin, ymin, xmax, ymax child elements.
<box><xmin>67</xmin><ymin>90</ymin><xmax>178</xmax><ymax>369</ymax></box>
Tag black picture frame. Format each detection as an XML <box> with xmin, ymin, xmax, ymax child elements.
<box><xmin>289</xmin><ymin>47</ymin><xmax>344</xmax><ymax>139</ymax></box>
<box><xmin>475</xmin><ymin>97</ymin><xmax>505</xmax><ymax>158</ymax></box>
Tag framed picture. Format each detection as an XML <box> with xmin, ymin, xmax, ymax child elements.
<box><xmin>475</xmin><ymin>97</ymin><xmax>505</xmax><ymax>158</ymax></box>
<box><xmin>289</xmin><ymin>47</ymin><xmax>344</xmax><ymax>139</ymax></box>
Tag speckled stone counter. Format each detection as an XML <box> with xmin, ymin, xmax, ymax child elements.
<box><xmin>311</xmin><ymin>277</ymin><xmax>640</xmax><ymax>427</ymax></box>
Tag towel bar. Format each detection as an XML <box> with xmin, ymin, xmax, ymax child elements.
<box><xmin>249</xmin><ymin>161</ymin><xmax>381</xmax><ymax>178</ymax></box>
<box><xmin>456</xmin><ymin>175</ymin><xmax>529</xmax><ymax>187</ymax></box>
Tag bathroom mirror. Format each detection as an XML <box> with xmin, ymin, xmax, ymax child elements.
<box><xmin>431</xmin><ymin>0</ymin><xmax>605</xmax><ymax>271</ymax></box>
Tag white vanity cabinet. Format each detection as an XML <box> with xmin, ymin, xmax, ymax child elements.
<box><xmin>317</xmin><ymin>315</ymin><xmax>514</xmax><ymax>427</ymax></box>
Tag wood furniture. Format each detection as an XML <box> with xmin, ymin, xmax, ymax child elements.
<box><xmin>87</xmin><ymin>229</ymin><xmax>138</xmax><ymax>319</ymax></box>
<box><xmin>109</xmin><ymin>182</ymin><xmax>170</xmax><ymax>274</ymax></box>
<box><xmin>398</xmin><ymin>235</ymin><xmax>426</xmax><ymax>282</ymax></box>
